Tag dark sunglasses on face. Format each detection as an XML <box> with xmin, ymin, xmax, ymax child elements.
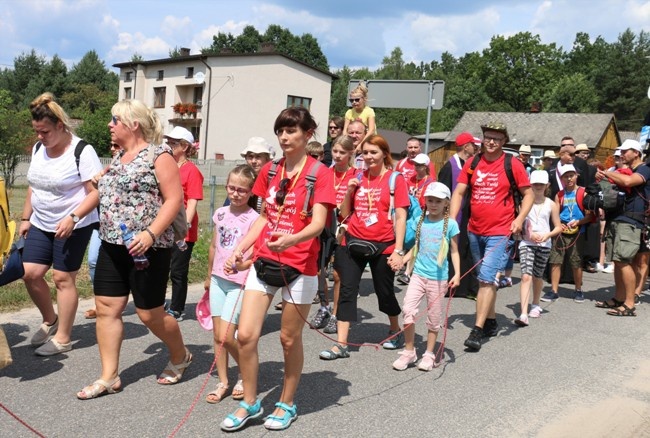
<box><xmin>349</xmin><ymin>98</ymin><xmax>361</xmax><ymax>103</ymax></box>
<box><xmin>111</xmin><ymin>115</ymin><xmax>120</xmax><ymax>125</ymax></box>
<box><xmin>276</xmin><ymin>178</ymin><xmax>291</xmax><ymax>206</ymax></box>
<box><xmin>329</xmin><ymin>125</ymin><xmax>339</xmax><ymax>130</ymax></box>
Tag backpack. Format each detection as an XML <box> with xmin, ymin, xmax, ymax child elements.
<box><xmin>466</xmin><ymin>153</ymin><xmax>522</xmax><ymax>215</ymax></box>
<box><xmin>267</xmin><ymin>158</ymin><xmax>334</xmax><ymax>269</ymax></box>
<box><xmin>557</xmin><ymin>186</ymin><xmax>597</xmax><ymax>223</ymax></box>
<box><xmin>34</xmin><ymin>140</ymin><xmax>89</xmax><ymax>176</ymax></box>
<box><xmin>0</xmin><ymin>176</ymin><xmax>16</xmax><ymax>273</ymax></box>
<box><xmin>146</xmin><ymin>146</ymin><xmax>188</xmax><ymax>242</ymax></box>
<box><xmin>388</xmin><ymin>171</ymin><xmax>422</xmax><ymax>251</ymax></box>
<box><xmin>583</xmin><ymin>180</ymin><xmax>625</xmax><ymax>217</ymax></box>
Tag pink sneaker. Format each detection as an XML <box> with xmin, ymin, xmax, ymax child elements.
<box><xmin>417</xmin><ymin>351</ymin><xmax>436</xmax><ymax>371</ymax></box>
<box><xmin>392</xmin><ymin>349</ymin><xmax>417</xmax><ymax>371</ymax></box>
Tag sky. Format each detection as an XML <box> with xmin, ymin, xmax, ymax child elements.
<box><xmin>1</xmin><ymin>0</ymin><xmax>650</xmax><ymax>72</ymax></box>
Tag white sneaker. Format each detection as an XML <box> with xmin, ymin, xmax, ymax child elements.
<box><xmin>528</xmin><ymin>305</ymin><xmax>543</xmax><ymax>318</ymax></box>
<box><xmin>514</xmin><ymin>314</ymin><xmax>529</xmax><ymax>326</ymax></box>
<box><xmin>596</xmin><ymin>263</ymin><xmax>605</xmax><ymax>272</ymax></box>
<box><xmin>602</xmin><ymin>264</ymin><xmax>614</xmax><ymax>274</ymax></box>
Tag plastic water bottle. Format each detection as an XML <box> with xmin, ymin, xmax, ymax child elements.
<box><xmin>176</xmin><ymin>239</ymin><xmax>188</xmax><ymax>251</ymax></box>
<box><xmin>120</xmin><ymin>223</ymin><xmax>150</xmax><ymax>270</ymax></box>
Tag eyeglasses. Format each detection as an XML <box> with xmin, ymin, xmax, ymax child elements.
<box><xmin>349</xmin><ymin>98</ymin><xmax>361</xmax><ymax>103</ymax></box>
<box><xmin>276</xmin><ymin>178</ymin><xmax>290</xmax><ymax>206</ymax></box>
<box><xmin>110</xmin><ymin>143</ymin><xmax>120</xmax><ymax>149</ymax></box>
<box><xmin>111</xmin><ymin>115</ymin><xmax>121</xmax><ymax>125</ymax></box>
<box><xmin>226</xmin><ymin>185</ymin><xmax>250</xmax><ymax>195</ymax></box>
<box><xmin>483</xmin><ymin>135</ymin><xmax>505</xmax><ymax>143</ymax></box>
<box><xmin>328</xmin><ymin>125</ymin><xmax>340</xmax><ymax>130</ymax></box>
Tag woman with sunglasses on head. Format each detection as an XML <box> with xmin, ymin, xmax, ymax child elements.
<box><xmin>343</xmin><ymin>83</ymin><xmax>376</xmax><ymax>147</ymax></box>
<box><xmin>77</xmin><ymin>100</ymin><xmax>191</xmax><ymax>399</ymax></box>
<box><xmin>219</xmin><ymin>107</ymin><xmax>334</xmax><ymax>432</ymax></box>
<box><xmin>164</xmin><ymin>127</ymin><xmax>204</xmax><ymax>321</ymax></box>
<box><xmin>319</xmin><ymin>134</ymin><xmax>408</xmax><ymax>360</ymax></box>
<box><xmin>20</xmin><ymin>92</ymin><xmax>103</xmax><ymax>356</ymax></box>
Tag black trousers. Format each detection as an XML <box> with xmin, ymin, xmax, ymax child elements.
<box><xmin>169</xmin><ymin>241</ymin><xmax>195</xmax><ymax>312</ymax></box>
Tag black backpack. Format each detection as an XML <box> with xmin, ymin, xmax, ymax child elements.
<box><xmin>34</xmin><ymin>140</ymin><xmax>89</xmax><ymax>176</ymax></box>
<box><xmin>582</xmin><ymin>180</ymin><xmax>625</xmax><ymax>216</ymax></box>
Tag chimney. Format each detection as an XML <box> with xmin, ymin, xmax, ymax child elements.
<box><xmin>261</xmin><ymin>42</ymin><xmax>275</xmax><ymax>53</ymax></box>
<box><xmin>180</xmin><ymin>47</ymin><xmax>191</xmax><ymax>57</ymax></box>
<box><xmin>530</xmin><ymin>101</ymin><xmax>542</xmax><ymax>113</ymax></box>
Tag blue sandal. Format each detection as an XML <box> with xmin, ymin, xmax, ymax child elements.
<box><xmin>220</xmin><ymin>399</ymin><xmax>264</xmax><ymax>432</ymax></box>
<box><xmin>264</xmin><ymin>402</ymin><xmax>298</xmax><ymax>430</ymax></box>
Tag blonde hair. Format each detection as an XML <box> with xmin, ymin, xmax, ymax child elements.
<box><xmin>29</xmin><ymin>92</ymin><xmax>73</xmax><ymax>132</ymax></box>
<box><xmin>412</xmin><ymin>205</ymin><xmax>450</xmax><ymax>269</ymax></box>
<box><xmin>112</xmin><ymin>100</ymin><xmax>163</xmax><ymax>145</ymax></box>
<box><xmin>350</xmin><ymin>83</ymin><xmax>368</xmax><ymax>99</ymax></box>
<box><xmin>332</xmin><ymin>135</ymin><xmax>355</xmax><ymax>166</ymax></box>
<box><xmin>306</xmin><ymin>141</ymin><xmax>324</xmax><ymax>156</ymax></box>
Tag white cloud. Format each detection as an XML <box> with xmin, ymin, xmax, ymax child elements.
<box><xmin>107</xmin><ymin>32</ymin><xmax>170</xmax><ymax>62</ymax></box>
<box><xmin>101</xmin><ymin>14</ymin><xmax>119</xmax><ymax>31</ymax></box>
<box><xmin>161</xmin><ymin>15</ymin><xmax>192</xmax><ymax>37</ymax></box>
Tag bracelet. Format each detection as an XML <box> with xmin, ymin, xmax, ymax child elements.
<box><xmin>145</xmin><ymin>228</ymin><xmax>156</xmax><ymax>241</ymax></box>
<box><xmin>21</xmin><ymin>218</ymin><xmax>30</xmax><ymax>221</ymax></box>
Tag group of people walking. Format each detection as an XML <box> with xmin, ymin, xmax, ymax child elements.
<box><xmin>16</xmin><ymin>87</ymin><xmax>649</xmax><ymax>433</ymax></box>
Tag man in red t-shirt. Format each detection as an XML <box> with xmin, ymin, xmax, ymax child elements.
<box><xmin>450</xmin><ymin>122</ymin><xmax>533</xmax><ymax>352</ymax></box>
<box><xmin>395</xmin><ymin>137</ymin><xmax>436</xmax><ymax>180</ymax></box>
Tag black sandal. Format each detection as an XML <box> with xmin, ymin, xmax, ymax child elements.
<box><xmin>606</xmin><ymin>304</ymin><xmax>636</xmax><ymax>317</ymax></box>
<box><xmin>595</xmin><ymin>298</ymin><xmax>623</xmax><ymax>309</ymax></box>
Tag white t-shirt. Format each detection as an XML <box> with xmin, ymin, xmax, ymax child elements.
<box><xmin>27</xmin><ymin>136</ymin><xmax>102</xmax><ymax>232</ymax></box>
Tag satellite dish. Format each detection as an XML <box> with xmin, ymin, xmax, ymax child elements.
<box><xmin>194</xmin><ymin>72</ymin><xmax>205</xmax><ymax>85</ymax></box>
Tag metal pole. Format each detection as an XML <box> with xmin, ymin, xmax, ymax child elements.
<box><xmin>424</xmin><ymin>81</ymin><xmax>434</xmax><ymax>154</ymax></box>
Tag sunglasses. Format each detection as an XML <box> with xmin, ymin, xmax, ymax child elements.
<box><xmin>349</xmin><ymin>98</ymin><xmax>361</xmax><ymax>103</ymax></box>
<box><xmin>276</xmin><ymin>178</ymin><xmax>290</xmax><ymax>206</ymax></box>
<box><xmin>328</xmin><ymin>125</ymin><xmax>340</xmax><ymax>130</ymax></box>
<box><xmin>111</xmin><ymin>115</ymin><xmax>120</xmax><ymax>125</ymax></box>
<box><xmin>110</xmin><ymin>143</ymin><xmax>120</xmax><ymax>149</ymax></box>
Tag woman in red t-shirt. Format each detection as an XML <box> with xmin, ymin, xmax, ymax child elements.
<box><xmin>319</xmin><ymin>134</ymin><xmax>409</xmax><ymax>360</ymax></box>
<box><xmin>220</xmin><ymin>107</ymin><xmax>334</xmax><ymax>432</ymax></box>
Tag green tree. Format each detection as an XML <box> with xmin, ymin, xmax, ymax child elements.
<box><xmin>233</xmin><ymin>25</ymin><xmax>262</xmax><ymax>53</ymax></box>
<box><xmin>41</xmin><ymin>55</ymin><xmax>69</xmax><ymax>99</ymax></box>
<box><xmin>68</xmin><ymin>50</ymin><xmax>117</xmax><ymax>93</ymax></box>
<box><xmin>0</xmin><ymin>90</ymin><xmax>34</xmax><ymax>186</ymax></box>
<box><xmin>131</xmin><ymin>53</ymin><xmax>144</xmax><ymax>62</ymax></box>
<box><xmin>543</xmin><ymin>73</ymin><xmax>599</xmax><ymax>113</ymax></box>
<box><xmin>12</xmin><ymin>50</ymin><xmax>47</xmax><ymax>107</ymax></box>
<box><xmin>202</xmin><ymin>33</ymin><xmax>236</xmax><ymax>54</ymax></box>
<box><xmin>76</xmin><ymin>103</ymin><xmax>113</xmax><ymax>156</ymax></box>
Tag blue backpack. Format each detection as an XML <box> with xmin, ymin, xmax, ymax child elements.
<box><xmin>388</xmin><ymin>171</ymin><xmax>422</xmax><ymax>251</ymax></box>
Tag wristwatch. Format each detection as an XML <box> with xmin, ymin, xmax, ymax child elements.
<box><xmin>395</xmin><ymin>249</ymin><xmax>406</xmax><ymax>257</ymax></box>
<box><xmin>70</xmin><ymin>213</ymin><xmax>80</xmax><ymax>223</ymax></box>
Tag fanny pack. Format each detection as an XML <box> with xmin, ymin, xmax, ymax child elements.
<box><xmin>254</xmin><ymin>257</ymin><xmax>302</xmax><ymax>287</ymax></box>
<box><xmin>345</xmin><ymin>233</ymin><xmax>394</xmax><ymax>258</ymax></box>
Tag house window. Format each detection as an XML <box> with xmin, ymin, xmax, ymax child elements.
<box><xmin>157</xmin><ymin>70</ymin><xmax>164</xmax><ymax>80</ymax></box>
<box><xmin>287</xmin><ymin>95</ymin><xmax>311</xmax><ymax>110</ymax></box>
<box><xmin>529</xmin><ymin>148</ymin><xmax>543</xmax><ymax>168</ymax></box>
<box><xmin>153</xmin><ymin>87</ymin><xmax>166</xmax><ymax>108</ymax></box>
<box><xmin>193</xmin><ymin>86</ymin><xmax>203</xmax><ymax>104</ymax></box>
<box><xmin>125</xmin><ymin>71</ymin><xmax>133</xmax><ymax>82</ymax></box>
<box><xmin>124</xmin><ymin>87</ymin><xmax>132</xmax><ymax>100</ymax></box>
<box><xmin>186</xmin><ymin>67</ymin><xmax>194</xmax><ymax>78</ymax></box>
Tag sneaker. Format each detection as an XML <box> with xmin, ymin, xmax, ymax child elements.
<box><xmin>540</xmin><ymin>291</ymin><xmax>559</xmax><ymax>302</ymax></box>
<box><xmin>482</xmin><ymin>319</ymin><xmax>499</xmax><ymax>337</ymax></box>
<box><xmin>498</xmin><ymin>277</ymin><xmax>512</xmax><ymax>289</ymax></box>
<box><xmin>464</xmin><ymin>328</ymin><xmax>482</xmax><ymax>351</ymax></box>
<box><xmin>382</xmin><ymin>330</ymin><xmax>404</xmax><ymax>350</ymax></box>
<box><xmin>166</xmin><ymin>309</ymin><xmax>183</xmax><ymax>321</ymax></box>
<box><xmin>30</xmin><ymin>318</ymin><xmax>59</xmax><ymax>347</ymax></box>
<box><xmin>574</xmin><ymin>290</ymin><xmax>585</xmax><ymax>303</ymax></box>
<box><xmin>514</xmin><ymin>314</ymin><xmax>529</xmax><ymax>327</ymax></box>
<box><xmin>323</xmin><ymin>315</ymin><xmax>338</xmax><ymax>334</ymax></box>
<box><xmin>596</xmin><ymin>263</ymin><xmax>605</xmax><ymax>272</ymax></box>
<box><xmin>392</xmin><ymin>349</ymin><xmax>417</xmax><ymax>371</ymax></box>
<box><xmin>528</xmin><ymin>305</ymin><xmax>543</xmax><ymax>318</ymax></box>
<box><xmin>418</xmin><ymin>351</ymin><xmax>436</xmax><ymax>371</ymax></box>
<box><xmin>396</xmin><ymin>273</ymin><xmax>410</xmax><ymax>285</ymax></box>
<box><xmin>310</xmin><ymin>307</ymin><xmax>330</xmax><ymax>329</ymax></box>
<box><xmin>35</xmin><ymin>338</ymin><xmax>72</xmax><ymax>356</ymax></box>
<box><xmin>602</xmin><ymin>264</ymin><xmax>614</xmax><ymax>274</ymax></box>
<box><xmin>465</xmin><ymin>292</ymin><xmax>477</xmax><ymax>301</ymax></box>
<box><xmin>635</xmin><ymin>294</ymin><xmax>641</xmax><ymax>306</ymax></box>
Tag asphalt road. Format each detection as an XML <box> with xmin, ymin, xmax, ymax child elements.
<box><xmin>1</xmin><ymin>266</ymin><xmax>650</xmax><ymax>438</ymax></box>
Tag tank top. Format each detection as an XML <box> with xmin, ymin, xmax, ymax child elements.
<box><xmin>520</xmin><ymin>197</ymin><xmax>553</xmax><ymax>248</ymax></box>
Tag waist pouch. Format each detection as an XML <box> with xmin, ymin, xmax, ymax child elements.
<box><xmin>345</xmin><ymin>233</ymin><xmax>394</xmax><ymax>258</ymax></box>
<box><xmin>254</xmin><ymin>257</ymin><xmax>302</xmax><ymax>287</ymax></box>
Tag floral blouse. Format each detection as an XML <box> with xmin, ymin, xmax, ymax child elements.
<box><xmin>98</xmin><ymin>144</ymin><xmax>174</xmax><ymax>248</ymax></box>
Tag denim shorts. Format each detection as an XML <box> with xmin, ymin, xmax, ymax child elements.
<box><xmin>468</xmin><ymin>232</ymin><xmax>514</xmax><ymax>285</ymax></box>
<box><xmin>22</xmin><ymin>224</ymin><xmax>94</xmax><ymax>272</ymax></box>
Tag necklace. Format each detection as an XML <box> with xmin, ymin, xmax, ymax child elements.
<box><xmin>177</xmin><ymin>158</ymin><xmax>188</xmax><ymax>167</ymax></box>
<box><xmin>365</xmin><ymin>168</ymin><xmax>387</xmax><ymax>212</ymax></box>
<box><xmin>275</xmin><ymin>156</ymin><xmax>308</xmax><ymax>221</ymax></box>
<box><xmin>334</xmin><ymin>166</ymin><xmax>350</xmax><ymax>192</ymax></box>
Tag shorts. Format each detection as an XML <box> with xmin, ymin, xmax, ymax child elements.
<box><xmin>401</xmin><ymin>273</ymin><xmax>446</xmax><ymax>331</ymax></box>
<box><xmin>549</xmin><ymin>233</ymin><xmax>584</xmax><ymax>268</ymax></box>
<box><xmin>209</xmin><ymin>275</ymin><xmax>244</xmax><ymax>324</ymax></box>
<box><xmin>22</xmin><ymin>224</ymin><xmax>94</xmax><ymax>272</ymax></box>
<box><xmin>245</xmin><ymin>263</ymin><xmax>318</xmax><ymax>305</ymax></box>
<box><xmin>606</xmin><ymin>221</ymin><xmax>642</xmax><ymax>264</ymax></box>
<box><xmin>467</xmin><ymin>233</ymin><xmax>514</xmax><ymax>285</ymax></box>
<box><xmin>519</xmin><ymin>245</ymin><xmax>551</xmax><ymax>278</ymax></box>
<box><xmin>93</xmin><ymin>241</ymin><xmax>172</xmax><ymax>310</ymax></box>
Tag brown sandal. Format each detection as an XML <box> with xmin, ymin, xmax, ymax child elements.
<box><xmin>206</xmin><ymin>382</ymin><xmax>229</xmax><ymax>404</ymax></box>
<box><xmin>607</xmin><ymin>304</ymin><xmax>636</xmax><ymax>317</ymax></box>
<box><xmin>232</xmin><ymin>379</ymin><xmax>244</xmax><ymax>400</ymax></box>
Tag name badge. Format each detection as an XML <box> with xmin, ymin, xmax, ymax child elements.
<box><xmin>364</xmin><ymin>214</ymin><xmax>378</xmax><ymax>227</ymax></box>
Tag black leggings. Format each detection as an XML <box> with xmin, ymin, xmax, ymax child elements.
<box><xmin>334</xmin><ymin>245</ymin><xmax>401</xmax><ymax>322</ymax></box>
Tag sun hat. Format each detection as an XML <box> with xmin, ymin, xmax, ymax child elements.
<box><xmin>575</xmin><ymin>143</ymin><xmax>589</xmax><ymax>152</ymax></box>
<box><xmin>423</xmin><ymin>182</ymin><xmax>451</xmax><ymax>199</ymax></box>
<box><xmin>164</xmin><ymin>126</ymin><xmax>194</xmax><ymax>144</ymax></box>
<box><xmin>413</xmin><ymin>153</ymin><xmax>430</xmax><ymax>166</ymax></box>
<box><xmin>543</xmin><ymin>150</ymin><xmax>556</xmax><ymax>159</ymax></box>
<box><xmin>240</xmin><ymin>137</ymin><xmax>272</xmax><ymax>158</ymax></box>
<box><xmin>530</xmin><ymin>170</ymin><xmax>549</xmax><ymax>185</ymax></box>
<box><xmin>195</xmin><ymin>289</ymin><xmax>213</xmax><ymax>331</ymax></box>
<box><xmin>519</xmin><ymin>144</ymin><xmax>532</xmax><ymax>154</ymax></box>
<box><xmin>480</xmin><ymin>121</ymin><xmax>509</xmax><ymax>142</ymax></box>
<box><xmin>558</xmin><ymin>163</ymin><xmax>577</xmax><ymax>177</ymax></box>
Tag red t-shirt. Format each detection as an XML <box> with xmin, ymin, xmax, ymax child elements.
<box><xmin>346</xmin><ymin>170</ymin><xmax>410</xmax><ymax>253</ymax></box>
<box><xmin>395</xmin><ymin>158</ymin><xmax>437</xmax><ymax>187</ymax></box>
<box><xmin>333</xmin><ymin>167</ymin><xmax>357</xmax><ymax>223</ymax></box>
<box><xmin>457</xmin><ymin>153</ymin><xmax>530</xmax><ymax>236</ymax></box>
<box><xmin>252</xmin><ymin>157</ymin><xmax>335</xmax><ymax>276</ymax></box>
<box><xmin>179</xmin><ymin>161</ymin><xmax>204</xmax><ymax>242</ymax></box>
<box><xmin>408</xmin><ymin>174</ymin><xmax>434</xmax><ymax>209</ymax></box>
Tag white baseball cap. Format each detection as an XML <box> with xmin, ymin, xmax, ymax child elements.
<box><xmin>240</xmin><ymin>137</ymin><xmax>273</xmax><ymax>158</ymax></box>
<box><xmin>617</xmin><ymin>139</ymin><xmax>643</xmax><ymax>153</ymax></box>
<box><xmin>164</xmin><ymin>126</ymin><xmax>194</xmax><ymax>144</ymax></box>
<box><xmin>530</xmin><ymin>170</ymin><xmax>549</xmax><ymax>184</ymax></box>
<box><xmin>413</xmin><ymin>153</ymin><xmax>430</xmax><ymax>166</ymax></box>
<box><xmin>558</xmin><ymin>163</ymin><xmax>577</xmax><ymax>177</ymax></box>
<box><xmin>423</xmin><ymin>182</ymin><xmax>451</xmax><ymax>199</ymax></box>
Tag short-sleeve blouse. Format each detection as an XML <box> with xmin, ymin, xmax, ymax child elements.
<box><xmin>98</xmin><ymin>144</ymin><xmax>174</xmax><ymax>247</ymax></box>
